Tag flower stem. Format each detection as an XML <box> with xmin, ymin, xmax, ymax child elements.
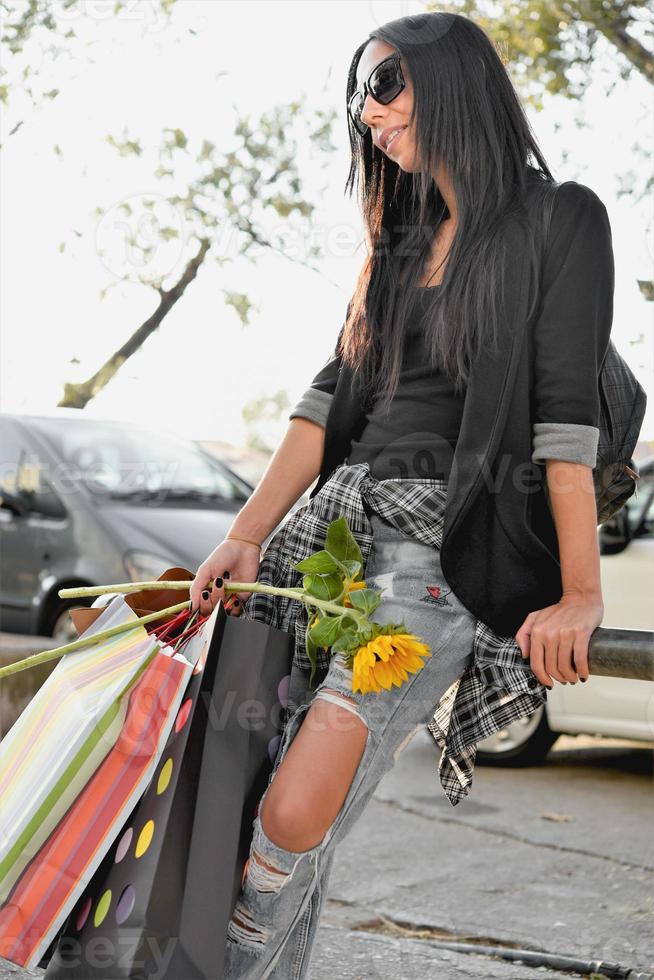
<box><xmin>1</xmin><ymin>578</ymin><xmax>367</xmax><ymax>680</ymax></box>
<box><xmin>0</xmin><ymin>601</ymin><xmax>191</xmax><ymax>679</ymax></box>
<box><xmin>58</xmin><ymin>581</ymin><xmax>364</xmax><ymax>622</ymax></box>
<box><xmin>59</xmin><ymin>581</ymin><xmax>217</xmax><ymax>597</ymax></box>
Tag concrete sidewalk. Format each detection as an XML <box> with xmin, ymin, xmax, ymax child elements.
<box><xmin>2</xmin><ymin>733</ymin><xmax>652</xmax><ymax>980</ymax></box>
<box><xmin>311</xmin><ymin>730</ymin><xmax>653</xmax><ymax>979</ymax></box>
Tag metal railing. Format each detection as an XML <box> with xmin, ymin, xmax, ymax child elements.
<box><xmin>588</xmin><ymin>626</ymin><xmax>654</xmax><ymax>681</ymax></box>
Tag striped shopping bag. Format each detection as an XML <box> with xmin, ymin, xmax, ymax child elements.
<box><xmin>0</xmin><ymin>594</ymin><xmax>219</xmax><ymax>970</ymax></box>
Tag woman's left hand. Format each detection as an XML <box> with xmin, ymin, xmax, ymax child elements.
<box><xmin>515</xmin><ymin>592</ymin><xmax>604</xmax><ymax>688</ymax></box>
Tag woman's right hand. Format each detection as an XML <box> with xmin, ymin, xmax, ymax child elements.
<box><xmin>189</xmin><ymin>538</ymin><xmax>262</xmax><ymax>618</ymax></box>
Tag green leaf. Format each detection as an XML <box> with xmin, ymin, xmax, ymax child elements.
<box><xmin>341</xmin><ymin>559</ymin><xmax>363</xmax><ymax>580</ymax></box>
<box><xmin>305</xmin><ymin>630</ymin><xmax>319</xmax><ymax>687</ymax></box>
<box><xmin>309</xmin><ymin>615</ymin><xmax>343</xmax><ymax>648</ymax></box>
<box><xmin>293</xmin><ymin>550</ymin><xmax>341</xmax><ymax>575</ymax></box>
<box><xmin>347</xmin><ymin>588</ymin><xmax>382</xmax><ymax>616</ymax></box>
<box><xmin>325</xmin><ymin>516</ymin><xmax>363</xmax><ymax>565</ymax></box>
<box><xmin>330</xmin><ymin>628</ymin><xmax>362</xmax><ymax>655</ymax></box>
<box><xmin>303</xmin><ymin>573</ymin><xmax>343</xmax><ymax>601</ymax></box>
<box><xmin>375</xmin><ymin>620</ymin><xmax>409</xmax><ymax>636</ymax></box>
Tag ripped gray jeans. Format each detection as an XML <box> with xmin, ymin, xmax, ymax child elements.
<box><xmin>222</xmin><ymin>510</ymin><xmax>477</xmax><ymax>979</ymax></box>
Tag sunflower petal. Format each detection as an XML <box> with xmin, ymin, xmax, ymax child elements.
<box><xmin>388</xmin><ymin>656</ymin><xmax>409</xmax><ymax>685</ymax></box>
<box><xmin>373</xmin><ymin>658</ymin><xmax>394</xmax><ymax>690</ymax></box>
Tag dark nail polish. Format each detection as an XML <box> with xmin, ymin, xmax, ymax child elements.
<box><xmin>580</xmin><ymin>677</ymin><xmax>588</xmax><ymax>683</ymax></box>
<box><xmin>223</xmin><ymin>570</ymin><xmax>230</xmax><ymax>579</ymax></box>
<box><xmin>234</xmin><ymin>598</ymin><xmax>240</xmax><ymax>606</ymax></box>
<box><xmin>214</xmin><ymin>577</ymin><xmax>223</xmax><ymax>588</ymax></box>
<box><xmin>202</xmin><ymin>590</ymin><xmax>210</xmax><ymax>600</ymax></box>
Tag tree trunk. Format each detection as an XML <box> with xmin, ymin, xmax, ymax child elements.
<box><xmin>58</xmin><ymin>238</ymin><xmax>211</xmax><ymax>409</ymax></box>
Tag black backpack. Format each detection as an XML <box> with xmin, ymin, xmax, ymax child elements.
<box><xmin>538</xmin><ymin>180</ymin><xmax>647</xmax><ymax>525</ymax></box>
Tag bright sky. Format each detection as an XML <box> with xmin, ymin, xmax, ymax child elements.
<box><xmin>1</xmin><ymin>0</ymin><xmax>652</xmax><ymax>445</ymax></box>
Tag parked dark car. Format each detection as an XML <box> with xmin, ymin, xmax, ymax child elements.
<box><xmin>597</xmin><ymin>454</ymin><xmax>654</xmax><ymax>556</ymax></box>
<box><xmin>0</xmin><ymin>412</ymin><xmax>256</xmax><ymax>643</ymax></box>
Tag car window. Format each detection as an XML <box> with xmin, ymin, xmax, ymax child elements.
<box><xmin>0</xmin><ymin>420</ymin><xmax>24</xmax><ymax>494</ymax></box>
<box><xmin>26</xmin><ymin>418</ymin><xmax>249</xmax><ymax>503</ymax></box>
<box><xmin>0</xmin><ymin>420</ymin><xmax>66</xmax><ymax>519</ymax></box>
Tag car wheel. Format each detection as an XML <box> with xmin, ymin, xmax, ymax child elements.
<box><xmin>43</xmin><ymin>598</ymin><xmax>93</xmax><ymax>644</ymax></box>
<box><xmin>475</xmin><ymin>705</ymin><xmax>559</xmax><ymax>767</ymax></box>
<box><xmin>599</xmin><ymin>508</ymin><xmax>633</xmax><ymax>555</ymax></box>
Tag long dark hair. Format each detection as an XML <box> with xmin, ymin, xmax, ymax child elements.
<box><xmin>341</xmin><ymin>11</ymin><xmax>555</xmax><ymax>413</ymax></box>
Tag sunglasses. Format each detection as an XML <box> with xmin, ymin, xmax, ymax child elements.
<box><xmin>348</xmin><ymin>54</ymin><xmax>406</xmax><ymax>137</ymax></box>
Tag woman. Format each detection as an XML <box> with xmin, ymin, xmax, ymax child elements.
<box><xmin>190</xmin><ymin>11</ymin><xmax>613</xmax><ymax>978</ymax></box>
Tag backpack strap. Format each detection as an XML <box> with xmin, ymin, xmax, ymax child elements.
<box><xmin>539</xmin><ymin>179</ymin><xmax>560</xmax><ymax>274</ymax></box>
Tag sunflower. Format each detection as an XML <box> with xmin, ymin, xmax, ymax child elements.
<box><xmin>351</xmin><ymin>631</ymin><xmax>431</xmax><ymax>694</ymax></box>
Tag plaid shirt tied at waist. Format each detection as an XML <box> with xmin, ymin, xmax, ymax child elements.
<box><xmin>245</xmin><ymin>460</ymin><xmax>548</xmax><ymax>807</ymax></box>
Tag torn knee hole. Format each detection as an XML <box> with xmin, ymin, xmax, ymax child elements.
<box><xmin>322</xmin><ymin>687</ymin><xmax>356</xmax><ymax>704</ymax></box>
<box><xmin>315</xmin><ymin>687</ymin><xmax>365</xmax><ymax>720</ymax></box>
<box><xmin>247</xmin><ymin>849</ymin><xmax>291</xmax><ymax>893</ymax></box>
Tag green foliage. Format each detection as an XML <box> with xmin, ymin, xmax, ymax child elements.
<box><xmin>308</xmin><ymin>614</ymin><xmax>343</xmax><ymax>648</ymax></box>
<box><xmin>429</xmin><ymin>0</ymin><xmax>653</xmax><ymax>104</ymax></box>
<box><xmin>1</xmin><ymin>2</ymin><xmax>339</xmax><ymax>408</ymax></box>
<box><xmin>222</xmin><ymin>291</ymin><xmax>258</xmax><ymax>328</ymax></box>
<box><xmin>304</xmin><ymin>629</ymin><xmax>321</xmax><ymax>680</ymax></box>
<box><xmin>341</xmin><ymin>558</ymin><xmax>364</xmax><ymax>580</ymax></box>
<box><xmin>428</xmin><ymin>0</ymin><xmax>653</xmax><ymax>297</ymax></box>
<box><xmin>329</xmin><ymin>628</ymin><xmax>361</xmax><ymax>656</ymax></box>
<box><xmin>325</xmin><ymin>515</ymin><xmax>364</xmax><ymax>567</ymax></box>
<box><xmin>0</xmin><ymin>0</ymin><xmax>178</xmax><ymax>129</ymax></box>
<box><xmin>347</xmin><ymin>588</ymin><xmax>383</xmax><ymax>617</ymax></box>
<box><xmin>67</xmin><ymin>90</ymin><xmax>336</xmax><ymax>407</ymax></box>
<box><xmin>302</xmin><ymin>573</ymin><xmax>344</xmax><ymax>602</ymax></box>
<box><xmin>290</xmin><ymin>515</ymin><xmax>386</xmax><ymax>684</ymax></box>
<box><xmin>242</xmin><ymin>390</ymin><xmax>291</xmax><ymax>453</ymax></box>
<box><xmin>294</xmin><ymin>550</ymin><xmax>342</xmax><ymax>575</ymax></box>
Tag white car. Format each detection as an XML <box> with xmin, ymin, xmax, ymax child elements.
<box><xmin>476</xmin><ymin>458</ymin><xmax>654</xmax><ymax>765</ymax></box>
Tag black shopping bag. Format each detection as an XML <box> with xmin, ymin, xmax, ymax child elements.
<box><xmin>45</xmin><ymin>604</ymin><xmax>294</xmax><ymax>980</ymax></box>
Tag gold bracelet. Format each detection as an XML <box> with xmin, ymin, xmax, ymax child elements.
<box><xmin>226</xmin><ymin>534</ymin><xmax>262</xmax><ymax>553</ymax></box>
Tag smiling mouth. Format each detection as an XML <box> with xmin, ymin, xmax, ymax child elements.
<box><xmin>384</xmin><ymin>127</ymin><xmax>407</xmax><ymax>152</ymax></box>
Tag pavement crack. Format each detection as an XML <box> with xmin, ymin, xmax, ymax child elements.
<box><xmin>355</xmin><ymin>915</ymin><xmax>525</xmax><ymax>949</ymax></box>
<box><xmin>374</xmin><ymin>795</ymin><xmax>654</xmax><ymax>874</ymax></box>
<box><xmin>349</xmin><ymin>915</ymin><xmax>645</xmax><ymax>979</ymax></box>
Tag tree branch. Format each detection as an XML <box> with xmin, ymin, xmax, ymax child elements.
<box><xmin>58</xmin><ymin>238</ymin><xmax>211</xmax><ymax>409</ymax></box>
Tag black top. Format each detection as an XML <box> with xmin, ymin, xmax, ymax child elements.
<box><xmin>309</xmin><ymin>178</ymin><xmax>615</xmax><ymax>637</ymax></box>
<box><xmin>346</xmin><ymin>286</ymin><xmax>467</xmax><ymax>481</ymax></box>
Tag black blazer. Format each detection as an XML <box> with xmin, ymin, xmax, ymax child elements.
<box><xmin>306</xmin><ymin>178</ymin><xmax>614</xmax><ymax>637</ymax></box>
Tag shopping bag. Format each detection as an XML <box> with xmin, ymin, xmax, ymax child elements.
<box><xmin>0</xmin><ymin>592</ymin><xmax>216</xmax><ymax>970</ymax></box>
<box><xmin>45</xmin><ymin>604</ymin><xmax>295</xmax><ymax>980</ymax></box>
